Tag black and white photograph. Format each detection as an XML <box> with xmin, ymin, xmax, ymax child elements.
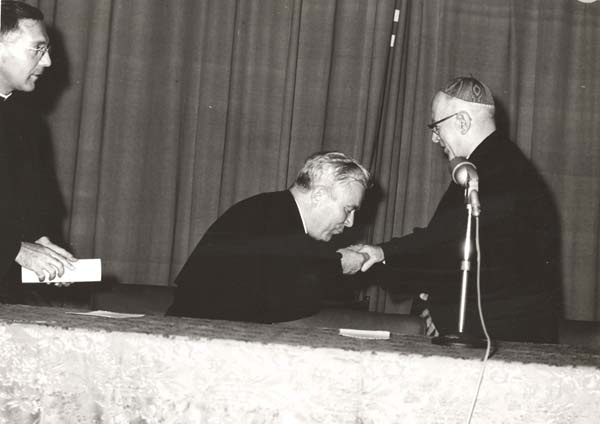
<box><xmin>0</xmin><ymin>1</ymin><xmax>599</xmax><ymax>422</ymax></box>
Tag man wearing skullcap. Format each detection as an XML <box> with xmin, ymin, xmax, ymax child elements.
<box><xmin>351</xmin><ymin>76</ymin><xmax>560</xmax><ymax>343</ymax></box>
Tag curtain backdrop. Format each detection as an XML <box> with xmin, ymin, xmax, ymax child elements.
<box><xmin>27</xmin><ymin>0</ymin><xmax>600</xmax><ymax>320</ymax></box>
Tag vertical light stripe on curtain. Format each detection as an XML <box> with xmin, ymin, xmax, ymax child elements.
<box><xmin>364</xmin><ymin>0</ymin><xmax>447</xmax><ymax>313</ymax></box>
<box><xmin>31</xmin><ymin>0</ymin><xmax>396</xmax><ymax>286</ymax></box>
<box><xmin>365</xmin><ymin>0</ymin><xmax>600</xmax><ymax>321</ymax></box>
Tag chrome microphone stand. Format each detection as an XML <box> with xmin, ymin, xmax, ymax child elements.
<box><xmin>432</xmin><ymin>191</ymin><xmax>486</xmax><ymax>348</ymax></box>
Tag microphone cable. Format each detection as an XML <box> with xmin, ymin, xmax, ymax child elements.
<box><xmin>466</xmin><ymin>215</ymin><xmax>492</xmax><ymax>424</ymax></box>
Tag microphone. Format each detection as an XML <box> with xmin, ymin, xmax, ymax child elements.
<box><xmin>432</xmin><ymin>157</ymin><xmax>486</xmax><ymax>349</ymax></box>
<box><xmin>450</xmin><ymin>157</ymin><xmax>481</xmax><ymax>216</ymax></box>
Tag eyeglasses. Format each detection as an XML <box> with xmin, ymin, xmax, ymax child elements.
<box><xmin>24</xmin><ymin>44</ymin><xmax>51</xmax><ymax>60</ymax></box>
<box><xmin>427</xmin><ymin>112</ymin><xmax>458</xmax><ymax>135</ymax></box>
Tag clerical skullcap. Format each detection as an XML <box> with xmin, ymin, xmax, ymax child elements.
<box><xmin>441</xmin><ymin>76</ymin><xmax>494</xmax><ymax>106</ymax></box>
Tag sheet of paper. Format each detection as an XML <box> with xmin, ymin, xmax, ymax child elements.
<box><xmin>338</xmin><ymin>328</ymin><xmax>391</xmax><ymax>340</ymax></box>
<box><xmin>21</xmin><ymin>258</ymin><xmax>101</xmax><ymax>283</ymax></box>
<box><xmin>65</xmin><ymin>310</ymin><xmax>145</xmax><ymax>319</ymax></box>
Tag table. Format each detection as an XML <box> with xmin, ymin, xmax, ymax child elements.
<box><xmin>0</xmin><ymin>304</ymin><xmax>599</xmax><ymax>423</ymax></box>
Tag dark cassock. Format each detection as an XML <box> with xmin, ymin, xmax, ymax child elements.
<box><xmin>375</xmin><ymin>131</ymin><xmax>561</xmax><ymax>343</ymax></box>
<box><xmin>0</xmin><ymin>93</ymin><xmax>62</xmax><ymax>303</ymax></box>
<box><xmin>167</xmin><ymin>190</ymin><xmax>345</xmax><ymax>323</ymax></box>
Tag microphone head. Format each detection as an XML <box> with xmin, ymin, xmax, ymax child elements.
<box><xmin>449</xmin><ymin>157</ymin><xmax>478</xmax><ymax>187</ymax></box>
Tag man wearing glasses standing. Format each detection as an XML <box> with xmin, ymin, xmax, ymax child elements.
<box><xmin>349</xmin><ymin>76</ymin><xmax>560</xmax><ymax>343</ymax></box>
<box><xmin>0</xmin><ymin>1</ymin><xmax>77</xmax><ymax>303</ymax></box>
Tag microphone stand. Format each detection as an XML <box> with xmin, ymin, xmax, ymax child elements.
<box><xmin>432</xmin><ymin>201</ymin><xmax>486</xmax><ymax>348</ymax></box>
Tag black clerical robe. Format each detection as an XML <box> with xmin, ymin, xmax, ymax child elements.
<box><xmin>167</xmin><ymin>190</ymin><xmax>344</xmax><ymax>323</ymax></box>
<box><xmin>377</xmin><ymin>131</ymin><xmax>560</xmax><ymax>343</ymax></box>
<box><xmin>0</xmin><ymin>94</ymin><xmax>56</xmax><ymax>302</ymax></box>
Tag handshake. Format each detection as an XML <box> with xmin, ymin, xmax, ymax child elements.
<box><xmin>337</xmin><ymin>244</ymin><xmax>385</xmax><ymax>275</ymax></box>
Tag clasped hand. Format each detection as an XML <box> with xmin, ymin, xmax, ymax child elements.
<box><xmin>15</xmin><ymin>236</ymin><xmax>78</xmax><ymax>285</ymax></box>
<box><xmin>337</xmin><ymin>244</ymin><xmax>385</xmax><ymax>275</ymax></box>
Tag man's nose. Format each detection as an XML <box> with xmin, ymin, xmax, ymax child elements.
<box><xmin>39</xmin><ymin>50</ymin><xmax>51</xmax><ymax>67</ymax></box>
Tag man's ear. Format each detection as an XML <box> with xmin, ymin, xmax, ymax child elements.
<box><xmin>456</xmin><ymin>111</ymin><xmax>472</xmax><ymax>134</ymax></box>
<box><xmin>310</xmin><ymin>186</ymin><xmax>326</xmax><ymax>205</ymax></box>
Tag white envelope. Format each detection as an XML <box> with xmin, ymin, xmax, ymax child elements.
<box><xmin>338</xmin><ymin>328</ymin><xmax>391</xmax><ymax>340</ymax></box>
<box><xmin>21</xmin><ymin>258</ymin><xmax>102</xmax><ymax>283</ymax></box>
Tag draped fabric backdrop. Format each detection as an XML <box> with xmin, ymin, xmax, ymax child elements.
<box><xmin>26</xmin><ymin>0</ymin><xmax>599</xmax><ymax>320</ymax></box>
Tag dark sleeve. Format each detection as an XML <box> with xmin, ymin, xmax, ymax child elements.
<box><xmin>0</xmin><ymin>113</ymin><xmax>23</xmax><ymax>282</ymax></box>
<box><xmin>375</xmin><ymin>229</ymin><xmax>463</xmax><ymax>295</ymax></box>
<box><xmin>0</xmin><ymin>205</ymin><xmax>22</xmax><ymax>282</ymax></box>
<box><xmin>374</xmin><ymin>184</ymin><xmax>468</xmax><ymax>294</ymax></box>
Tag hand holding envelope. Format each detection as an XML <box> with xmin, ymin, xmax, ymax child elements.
<box><xmin>22</xmin><ymin>258</ymin><xmax>102</xmax><ymax>285</ymax></box>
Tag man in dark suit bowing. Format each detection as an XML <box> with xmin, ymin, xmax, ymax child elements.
<box><xmin>167</xmin><ymin>151</ymin><xmax>373</xmax><ymax>323</ymax></box>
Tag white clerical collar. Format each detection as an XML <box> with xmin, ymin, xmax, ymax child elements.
<box><xmin>291</xmin><ymin>193</ymin><xmax>308</xmax><ymax>234</ymax></box>
<box><xmin>0</xmin><ymin>92</ymin><xmax>12</xmax><ymax>101</ymax></box>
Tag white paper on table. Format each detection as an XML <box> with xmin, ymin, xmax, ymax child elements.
<box><xmin>338</xmin><ymin>328</ymin><xmax>391</xmax><ymax>340</ymax></box>
<box><xmin>65</xmin><ymin>310</ymin><xmax>145</xmax><ymax>319</ymax></box>
<box><xmin>21</xmin><ymin>258</ymin><xmax>101</xmax><ymax>283</ymax></box>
